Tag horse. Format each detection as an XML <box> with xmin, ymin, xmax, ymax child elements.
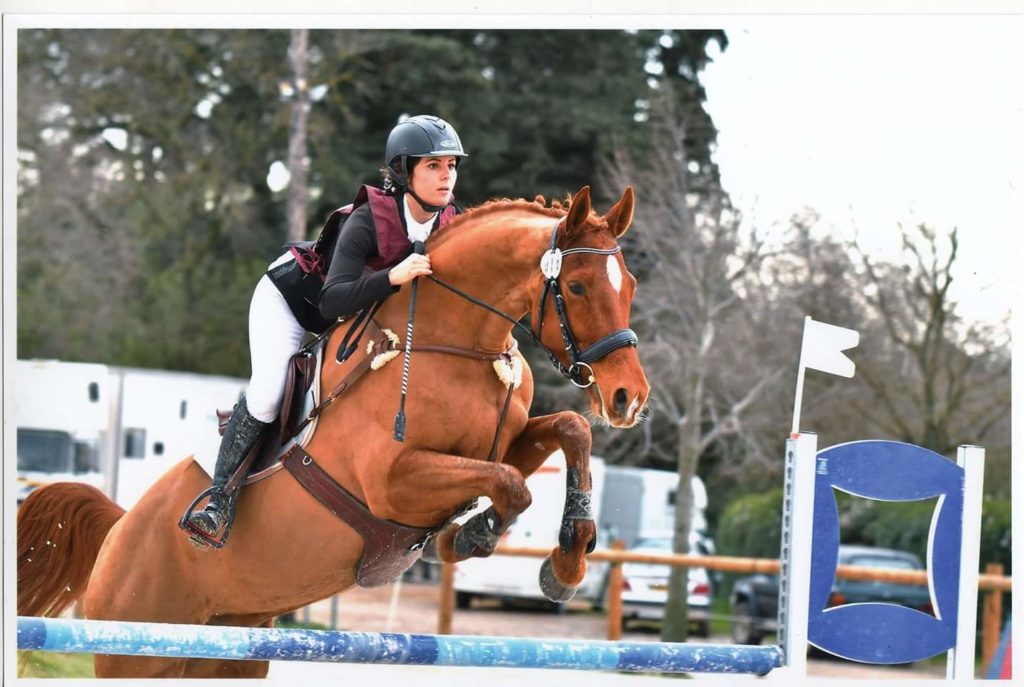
<box><xmin>17</xmin><ymin>186</ymin><xmax>650</xmax><ymax>678</ymax></box>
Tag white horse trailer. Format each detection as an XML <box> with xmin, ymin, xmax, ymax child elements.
<box><xmin>599</xmin><ymin>465</ymin><xmax>711</xmax><ymax>551</ymax></box>
<box><xmin>14</xmin><ymin>359</ymin><xmax>113</xmax><ymax>503</ymax></box>
<box><xmin>13</xmin><ymin>359</ymin><xmax>246</xmax><ymax>509</ymax></box>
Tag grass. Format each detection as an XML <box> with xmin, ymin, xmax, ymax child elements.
<box><xmin>18</xmin><ymin>651</ymin><xmax>95</xmax><ymax>678</ymax></box>
<box><xmin>709</xmin><ymin>593</ymin><xmax>732</xmax><ymax>636</ymax></box>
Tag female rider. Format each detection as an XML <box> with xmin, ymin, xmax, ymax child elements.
<box><xmin>186</xmin><ymin>115</ymin><xmax>467</xmax><ymax>542</ymax></box>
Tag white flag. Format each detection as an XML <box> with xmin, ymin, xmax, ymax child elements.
<box><xmin>800</xmin><ymin>317</ymin><xmax>859</xmax><ymax>378</ymax></box>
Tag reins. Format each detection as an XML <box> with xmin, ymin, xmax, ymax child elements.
<box><xmin>427</xmin><ymin>222</ymin><xmax>639</xmax><ymax>388</ymax></box>
<box><xmin>305</xmin><ymin>221</ymin><xmax>638</xmax><ymax>460</ymax></box>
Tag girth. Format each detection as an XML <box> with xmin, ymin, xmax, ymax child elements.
<box><xmin>281</xmin><ymin>444</ymin><xmax>435</xmax><ymax>587</ymax></box>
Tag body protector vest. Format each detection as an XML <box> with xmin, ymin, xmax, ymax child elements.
<box><xmin>267</xmin><ymin>185</ymin><xmax>458</xmax><ymax>333</ymax></box>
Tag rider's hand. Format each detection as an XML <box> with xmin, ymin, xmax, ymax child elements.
<box><xmin>388</xmin><ymin>253</ymin><xmax>432</xmax><ymax>286</ymax></box>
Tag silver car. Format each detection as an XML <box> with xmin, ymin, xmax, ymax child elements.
<box><xmin>617</xmin><ymin>536</ymin><xmax>713</xmax><ymax>637</ymax></box>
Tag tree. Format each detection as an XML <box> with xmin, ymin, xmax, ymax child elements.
<box><xmin>854</xmin><ymin>224</ymin><xmax>1010</xmax><ymax>456</ymax></box>
<box><xmin>599</xmin><ymin>85</ymin><xmax>782</xmax><ymax>642</ymax></box>
<box><xmin>285</xmin><ymin>29</ymin><xmax>311</xmax><ymax>244</ymax></box>
<box><xmin>17</xmin><ymin>29</ymin><xmax>727</xmax><ymax>376</ymax></box>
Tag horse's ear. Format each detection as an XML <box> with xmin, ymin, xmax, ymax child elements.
<box><xmin>563</xmin><ymin>186</ymin><xmax>592</xmax><ymax>239</ymax></box>
<box><xmin>603</xmin><ymin>186</ymin><xmax>635</xmax><ymax>238</ymax></box>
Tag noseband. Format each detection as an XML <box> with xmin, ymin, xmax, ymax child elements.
<box><xmin>427</xmin><ymin>223</ymin><xmax>638</xmax><ymax>389</ymax></box>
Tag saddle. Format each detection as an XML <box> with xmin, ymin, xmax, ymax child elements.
<box><xmin>205</xmin><ymin>319</ymin><xmax>440</xmax><ymax>586</ymax></box>
<box><xmin>215</xmin><ymin>349</ymin><xmax>319</xmax><ymax>484</ymax></box>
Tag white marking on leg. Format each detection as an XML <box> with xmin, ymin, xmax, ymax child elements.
<box><xmin>606</xmin><ymin>255</ymin><xmax>623</xmax><ymax>293</ymax></box>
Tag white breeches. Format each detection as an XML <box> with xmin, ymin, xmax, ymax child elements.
<box><xmin>246</xmin><ymin>253</ymin><xmax>307</xmax><ymax>423</ymax></box>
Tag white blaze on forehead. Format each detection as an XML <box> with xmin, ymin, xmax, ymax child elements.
<box><xmin>606</xmin><ymin>254</ymin><xmax>623</xmax><ymax>293</ymax></box>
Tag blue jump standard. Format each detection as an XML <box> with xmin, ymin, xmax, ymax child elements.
<box><xmin>18</xmin><ymin>617</ymin><xmax>783</xmax><ymax>675</ymax></box>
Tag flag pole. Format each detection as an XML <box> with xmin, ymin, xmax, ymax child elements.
<box><xmin>791</xmin><ymin>363</ymin><xmax>807</xmax><ymax>437</ymax></box>
<box><xmin>791</xmin><ymin>316</ymin><xmax>811</xmax><ymax>437</ymax></box>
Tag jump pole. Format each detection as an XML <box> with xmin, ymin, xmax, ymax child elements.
<box><xmin>17</xmin><ymin>616</ymin><xmax>784</xmax><ymax>675</ymax></box>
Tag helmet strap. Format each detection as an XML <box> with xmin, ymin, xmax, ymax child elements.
<box><xmin>406</xmin><ymin>187</ymin><xmax>447</xmax><ymax>214</ymax></box>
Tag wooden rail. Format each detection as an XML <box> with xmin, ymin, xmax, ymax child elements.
<box><xmin>438</xmin><ymin>543</ymin><xmax>1011</xmax><ymax>660</ymax></box>
<box><xmin>491</xmin><ymin>544</ymin><xmax>1012</xmax><ymax>590</ymax></box>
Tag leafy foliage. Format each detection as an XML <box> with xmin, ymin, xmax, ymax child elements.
<box><xmin>718</xmin><ymin>488</ymin><xmax>1011</xmax><ymax>575</ymax></box>
<box><xmin>716</xmin><ymin>488</ymin><xmax>783</xmax><ymax>560</ymax></box>
<box><xmin>17</xmin><ymin>28</ymin><xmax>724</xmax><ymax>378</ymax></box>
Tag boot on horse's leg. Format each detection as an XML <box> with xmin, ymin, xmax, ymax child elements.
<box><xmin>188</xmin><ymin>396</ymin><xmax>269</xmax><ymax>537</ymax></box>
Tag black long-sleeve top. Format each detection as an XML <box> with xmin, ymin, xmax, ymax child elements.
<box><xmin>317</xmin><ymin>202</ymin><xmax>402</xmax><ymax>321</ymax></box>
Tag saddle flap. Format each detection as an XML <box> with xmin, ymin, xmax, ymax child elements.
<box><xmin>215</xmin><ymin>344</ymin><xmax>322</xmax><ymax>488</ymax></box>
<box><xmin>279</xmin><ymin>351</ymin><xmax>317</xmax><ymax>440</ymax></box>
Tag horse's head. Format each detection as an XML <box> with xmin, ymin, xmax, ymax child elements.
<box><xmin>533</xmin><ymin>186</ymin><xmax>650</xmax><ymax>428</ymax></box>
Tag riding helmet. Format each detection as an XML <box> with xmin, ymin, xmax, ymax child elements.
<box><xmin>385</xmin><ymin>115</ymin><xmax>468</xmax><ymax>189</ymax></box>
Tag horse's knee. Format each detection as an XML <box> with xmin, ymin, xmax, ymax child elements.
<box><xmin>553</xmin><ymin>412</ymin><xmax>592</xmax><ymax>455</ymax></box>
<box><xmin>492</xmin><ymin>463</ymin><xmax>531</xmax><ymax>515</ymax></box>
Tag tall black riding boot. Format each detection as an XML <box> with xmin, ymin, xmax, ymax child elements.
<box><xmin>188</xmin><ymin>396</ymin><xmax>269</xmax><ymax>537</ymax></box>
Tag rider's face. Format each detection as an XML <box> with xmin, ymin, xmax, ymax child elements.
<box><xmin>408</xmin><ymin>156</ymin><xmax>458</xmax><ymax>209</ymax></box>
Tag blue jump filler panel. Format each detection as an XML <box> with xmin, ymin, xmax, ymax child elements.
<box><xmin>18</xmin><ymin>616</ymin><xmax>785</xmax><ymax>675</ymax></box>
<box><xmin>809</xmin><ymin>440</ymin><xmax>964</xmax><ymax>664</ymax></box>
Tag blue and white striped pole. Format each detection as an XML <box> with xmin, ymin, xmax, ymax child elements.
<box><xmin>18</xmin><ymin>617</ymin><xmax>784</xmax><ymax>675</ymax></box>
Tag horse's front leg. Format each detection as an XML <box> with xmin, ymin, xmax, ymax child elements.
<box><xmin>378</xmin><ymin>450</ymin><xmax>532</xmax><ymax>565</ymax></box>
<box><xmin>500</xmin><ymin>411</ymin><xmax>596</xmax><ymax>602</ymax></box>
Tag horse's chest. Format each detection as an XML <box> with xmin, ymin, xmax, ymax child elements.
<box><xmin>412</xmin><ymin>382</ymin><xmax>528</xmax><ymax>457</ymax></box>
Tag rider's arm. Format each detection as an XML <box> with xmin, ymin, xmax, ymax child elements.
<box><xmin>318</xmin><ymin>207</ymin><xmax>399</xmax><ymax>320</ymax></box>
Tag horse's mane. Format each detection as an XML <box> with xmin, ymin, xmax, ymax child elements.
<box><xmin>456</xmin><ymin>196</ymin><xmax>566</xmax><ymax>224</ymax></box>
<box><xmin>430</xmin><ymin>194</ymin><xmax>589</xmax><ymax>250</ymax></box>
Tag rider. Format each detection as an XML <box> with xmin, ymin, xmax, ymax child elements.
<box><xmin>186</xmin><ymin>115</ymin><xmax>468</xmax><ymax>541</ymax></box>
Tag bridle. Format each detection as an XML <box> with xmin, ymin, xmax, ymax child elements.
<box><xmin>427</xmin><ymin>221</ymin><xmax>639</xmax><ymax>388</ymax></box>
<box><xmin>309</xmin><ymin>219</ymin><xmax>639</xmax><ymax>450</ymax></box>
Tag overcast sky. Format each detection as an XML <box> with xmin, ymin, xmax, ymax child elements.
<box><xmin>697</xmin><ymin>16</ymin><xmax>1021</xmax><ymax>327</ymax></box>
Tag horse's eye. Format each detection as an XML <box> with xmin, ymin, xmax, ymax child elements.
<box><xmin>568</xmin><ymin>281</ymin><xmax>586</xmax><ymax>296</ymax></box>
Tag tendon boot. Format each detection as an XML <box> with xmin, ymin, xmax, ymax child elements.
<box><xmin>188</xmin><ymin>396</ymin><xmax>270</xmax><ymax>537</ymax></box>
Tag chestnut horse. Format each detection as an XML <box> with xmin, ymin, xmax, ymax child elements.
<box><xmin>17</xmin><ymin>186</ymin><xmax>649</xmax><ymax>678</ymax></box>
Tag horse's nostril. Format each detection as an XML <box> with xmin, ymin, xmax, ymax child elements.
<box><xmin>614</xmin><ymin>388</ymin><xmax>629</xmax><ymax>413</ymax></box>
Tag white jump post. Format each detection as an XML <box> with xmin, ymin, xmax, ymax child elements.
<box><xmin>949</xmin><ymin>444</ymin><xmax>985</xmax><ymax>680</ymax></box>
<box><xmin>774</xmin><ymin>432</ymin><xmax>817</xmax><ymax>679</ymax></box>
<box><xmin>780</xmin><ymin>316</ymin><xmax>987</xmax><ymax>680</ymax></box>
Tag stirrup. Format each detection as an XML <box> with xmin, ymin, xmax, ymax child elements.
<box><xmin>178</xmin><ymin>487</ymin><xmax>238</xmax><ymax>550</ymax></box>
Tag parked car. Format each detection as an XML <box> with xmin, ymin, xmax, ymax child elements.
<box><xmin>606</xmin><ymin>535</ymin><xmax>713</xmax><ymax>637</ymax></box>
<box><xmin>729</xmin><ymin>545</ymin><xmax>932</xmax><ymax>645</ymax></box>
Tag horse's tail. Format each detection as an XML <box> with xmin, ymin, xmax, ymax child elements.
<box><xmin>17</xmin><ymin>482</ymin><xmax>125</xmax><ymax>617</ymax></box>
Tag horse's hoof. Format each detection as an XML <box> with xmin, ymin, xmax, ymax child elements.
<box><xmin>538</xmin><ymin>556</ymin><xmax>577</xmax><ymax>602</ymax></box>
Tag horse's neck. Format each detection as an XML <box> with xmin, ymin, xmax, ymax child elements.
<box><xmin>424</xmin><ymin>210</ymin><xmax>556</xmax><ymax>351</ymax></box>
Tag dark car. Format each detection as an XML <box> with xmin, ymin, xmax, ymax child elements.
<box><xmin>730</xmin><ymin>545</ymin><xmax>932</xmax><ymax>645</ymax></box>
